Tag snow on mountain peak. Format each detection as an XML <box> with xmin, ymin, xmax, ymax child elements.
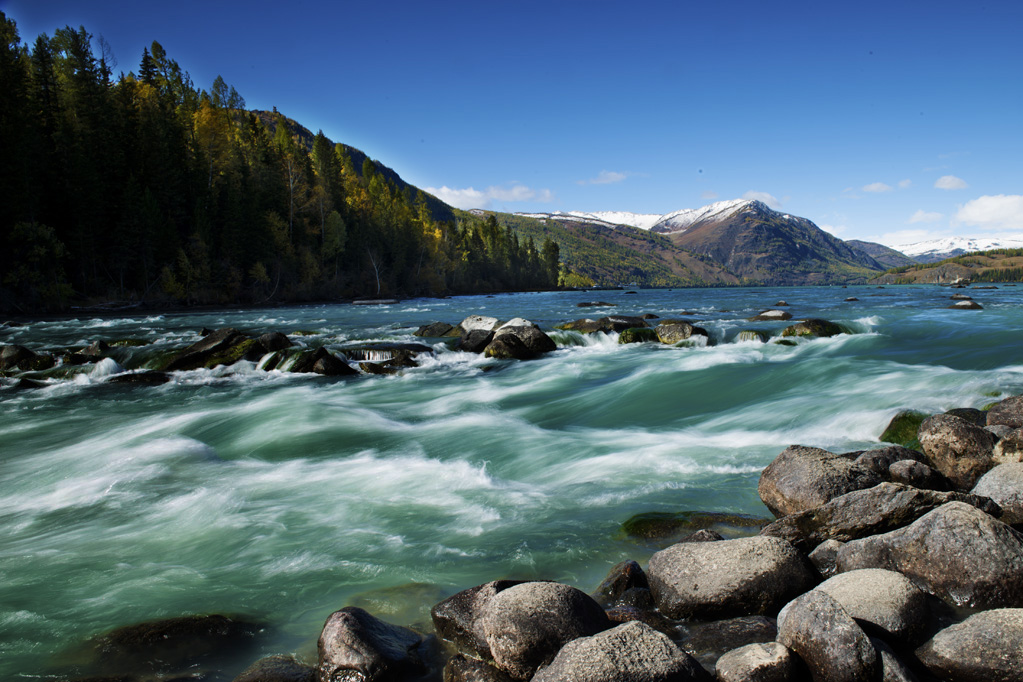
<box><xmin>515</xmin><ymin>198</ymin><xmax>776</xmax><ymax>233</ymax></box>
<box><xmin>892</xmin><ymin>235</ymin><xmax>1023</xmax><ymax>259</ymax></box>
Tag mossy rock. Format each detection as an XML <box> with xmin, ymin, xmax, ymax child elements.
<box><xmin>110</xmin><ymin>338</ymin><xmax>151</xmax><ymax>347</ymax></box>
<box><xmin>780</xmin><ymin>318</ymin><xmax>844</xmax><ymax>338</ymax></box>
<box><xmin>618</xmin><ymin>327</ymin><xmax>659</xmax><ymax>344</ymax></box>
<box><xmin>202</xmin><ymin>339</ymin><xmax>259</xmax><ymax>369</ymax></box>
<box><xmin>290</xmin><ymin>330</ymin><xmax>322</xmax><ymax>336</ymax></box>
<box><xmin>736</xmin><ymin>330</ymin><xmax>769</xmax><ymax>343</ymax></box>
<box><xmin>620</xmin><ymin>511</ymin><xmax>771</xmax><ymax>548</ymax></box>
<box><xmin>879</xmin><ymin>410</ymin><xmax>928</xmax><ymax>449</ymax></box>
<box><xmin>774</xmin><ymin>339</ymin><xmax>797</xmax><ymax>346</ymax></box>
<box><xmin>981</xmin><ymin>402</ymin><xmax>999</xmax><ymax>412</ymax></box>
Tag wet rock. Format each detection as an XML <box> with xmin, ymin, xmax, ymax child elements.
<box><xmin>852</xmin><ymin>446</ymin><xmax>926</xmax><ymax>478</ymax></box>
<box><xmin>735</xmin><ymin>330</ymin><xmax>769</xmax><ymax>343</ymax></box>
<box><xmin>458</xmin><ymin>329</ymin><xmax>494</xmax><ymax>353</ymax></box>
<box><xmin>256</xmin><ymin>332</ymin><xmax>293</xmax><ymax>353</ymax></box>
<box><xmin>780</xmin><ymin>319</ymin><xmax>843</xmax><ymax>338</ymax></box>
<box><xmin>90</xmin><ymin>614</ymin><xmax>264</xmax><ymax>675</ymax></box>
<box><xmin>986</xmin><ymin>423</ymin><xmax>1015</xmax><ymax>439</ymax></box>
<box><xmin>987</xmin><ymin>395</ymin><xmax>1023</xmax><ymax>429</ymax></box>
<box><xmin>948</xmin><ymin>300</ymin><xmax>983</xmax><ymax>309</ymax></box>
<box><xmin>836</xmin><ymin>502</ymin><xmax>1023</xmax><ymax>609</ymax></box>
<box><xmin>317</xmin><ymin>607</ymin><xmax>435</xmax><ymax>682</ymax></box>
<box><xmin>531</xmin><ymin>621</ymin><xmax>711</xmax><ymax>682</ymax></box>
<box><xmin>485</xmin><ymin>324</ymin><xmax>556</xmax><ymax>359</ymax></box>
<box><xmin>915</xmin><ymin>608</ymin><xmax>1023</xmax><ymax>682</ymax></box>
<box><xmin>844</xmin><ymin>297</ymin><xmax>859</xmax><ymax>302</ymax></box>
<box><xmin>714</xmin><ymin>642</ymin><xmax>802</xmax><ymax>682</ymax></box>
<box><xmin>918</xmin><ymin>414</ymin><xmax>998</xmax><ymax>489</ymax></box>
<box><xmin>413</xmin><ymin>322</ymin><xmax>454</xmax><ymax>337</ymax></box>
<box><xmin>162</xmin><ymin>327</ymin><xmax>255</xmax><ymax>371</ymax></box>
<box><xmin>972</xmin><ymin>462</ymin><xmax>1023</xmax><ymax>524</ymax></box>
<box><xmin>620</xmin><ymin>511</ymin><xmax>770</xmax><ymax>548</ymax></box>
<box><xmin>618</xmin><ymin>327</ymin><xmax>659</xmax><ymax>344</ymax></box>
<box><xmin>748</xmin><ymin>310</ymin><xmax>792</xmax><ymax>322</ymax></box>
<box><xmin>554</xmin><ymin>319</ymin><xmax>604</xmax><ymax>333</ymax></box>
<box><xmin>776</xmin><ymin>590</ymin><xmax>879</xmax><ymax>682</ymax></box>
<box><xmin>888</xmin><ymin>459</ymin><xmax>949</xmax><ymax>490</ymax></box>
<box><xmin>596</xmin><ymin>315</ymin><xmax>651</xmax><ymax>332</ymax></box>
<box><xmin>681</xmin><ymin>529</ymin><xmax>725</xmax><ymax>543</ymax></box>
<box><xmin>576</xmin><ymin>301</ymin><xmax>614</xmax><ymax>307</ymax></box>
<box><xmin>107</xmin><ymin>370</ymin><xmax>171</xmax><ymax>386</ymax></box>
<box><xmin>879</xmin><ymin>411</ymin><xmax>927</xmax><ymax>449</ymax></box>
<box><xmin>757</xmin><ymin>445</ymin><xmax>881</xmax><ymax>518</ymax></box>
<box><xmin>945</xmin><ymin>407</ymin><xmax>987</xmax><ymax>427</ymax></box>
<box><xmin>13</xmin><ymin>377</ymin><xmax>48</xmax><ymax>389</ymax></box>
<box><xmin>456</xmin><ymin>315</ymin><xmax>500</xmax><ymax>335</ymax></box>
<box><xmin>478</xmin><ymin>581</ymin><xmax>611</xmax><ymax>679</ymax></box>
<box><xmin>647</xmin><ymin>536</ymin><xmax>818</xmax><ymax>620</ymax></box>
<box><xmin>233</xmin><ymin>654</ymin><xmax>315</xmax><ymax>682</ymax></box>
<box><xmin>950</xmin><ymin>293</ymin><xmax>973</xmax><ymax>300</ymax></box>
<box><xmin>290</xmin><ymin>348</ymin><xmax>357</xmax><ymax>376</ymax></box>
<box><xmin>808</xmin><ymin>539</ymin><xmax>844</xmax><ymax>578</ymax></box>
<box><xmin>0</xmin><ymin>344</ymin><xmax>56</xmax><ymax>371</ymax></box>
<box><xmin>641</xmin><ymin>313</ymin><xmax>660</xmax><ymax>319</ymax></box>
<box><xmin>655</xmin><ymin>322</ymin><xmax>708</xmax><ymax>345</ymax></box>
<box><xmin>992</xmin><ymin>427</ymin><xmax>1023</xmax><ymax>464</ymax></box>
<box><xmin>814</xmin><ymin>568</ymin><xmax>937</xmax><ymax>645</ymax></box>
<box><xmin>680</xmin><ymin>616</ymin><xmax>777</xmax><ymax>672</ymax></box>
<box><xmin>345</xmin><ymin>343</ymin><xmax>433</xmax><ymax>366</ymax></box>
<box><xmin>431</xmin><ymin>580</ymin><xmax>526</xmax><ymax>660</ymax></box>
<box><xmin>759</xmin><ymin>482</ymin><xmax>999</xmax><ymax>551</ymax></box>
<box><xmin>81</xmin><ymin>340</ymin><xmax>112</xmax><ymax>357</ymax></box>
<box><xmin>591</xmin><ymin>560</ymin><xmax>650</xmax><ymax>608</ymax></box>
<box><xmin>443</xmin><ymin>654</ymin><xmax>514</xmax><ymax>682</ymax></box>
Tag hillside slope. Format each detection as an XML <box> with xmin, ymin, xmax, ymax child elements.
<box><xmin>871</xmin><ymin>250</ymin><xmax>1023</xmax><ymax>284</ymax></box>
<box><xmin>846</xmin><ymin>240</ymin><xmax>918</xmax><ymax>268</ymax></box>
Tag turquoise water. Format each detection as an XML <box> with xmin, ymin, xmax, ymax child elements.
<box><xmin>2</xmin><ymin>285</ymin><xmax>1023</xmax><ymax>677</ymax></box>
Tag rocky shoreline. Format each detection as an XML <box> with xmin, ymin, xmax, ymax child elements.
<box><xmin>6</xmin><ymin>308</ymin><xmax>1022</xmax><ymax>681</ymax></box>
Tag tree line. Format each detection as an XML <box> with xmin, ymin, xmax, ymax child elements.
<box><xmin>0</xmin><ymin>13</ymin><xmax>560</xmax><ymax>312</ymax></box>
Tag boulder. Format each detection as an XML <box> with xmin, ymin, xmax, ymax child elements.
<box><xmin>591</xmin><ymin>560</ymin><xmax>650</xmax><ymax>608</ymax></box>
<box><xmin>759</xmin><ymin>482</ymin><xmax>999</xmax><ymax>551</ymax></box>
<box><xmin>814</xmin><ymin>568</ymin><xmax>937</xmax><ymax>645</ymax></box>
<box><xmin>531</xmin><ymin>621</ymin><xmax>711</xmax><ymax>682</ymax></box>
<box><xmin>915</xmin><ymin>609</ymin><xmax>1023</xmax><ymax>682</ymax></box>
<box><xmin>107</xmin><ymin>370</ymin><xmax>172</xmax><ymax>386</ymax></box>
<box><xmin>485</xmin><ymin>325</ymin><xmax>556</xmax><ymax>359</ymax></box>
<box><xmin>972</xmin><ymin>462</ymin><xmax>1023</xmax><ymax>524</ymax></box>
<box><xmin>950</xmin><ymin>293</ymin><xmax>973</xmax><ymax>300</ymax></box>
<box><xmin>774</xmin><ymin>301</ymin><xmax>789</xmax><ymax>306</ymax></box>
<box><xmin>0</xmin><ymin>344</ymin><xmax>56</xmax><ymax>371</ymax></box>
<box><xmin>233</xmin><ymin>654</ymin><xmax>315</xmax><ymax>682</ymax></box>
<box><xmin>456</xmin><ymin>316</ymin><xmax>500</xmax><ymax>334</ymax></box>
<box><xmin>917</xmin><ymin>414</ymin><xmax>998</xmax><ymax>489</ymax></box>
<box><xmin>992</xmin><ymin>427</ymin><xmax>1023</xmax><ymax>464</ymax></box>
<box><xmin>780</xmin><ymin>319</ymin><xmax>843</xmax><ymax>338</ymax></box>
<box><xmin>735</xmin><ymin>330</ymin><xmax>769</xmax><ymax>343</ymax></box>
<box><xmin>871</xmin><ymin>638</ymin><xmax>918</xmax><ymax>682</ymax></box>
<box><xmin>647</xmin><ymin>536</ymin><xmax>818</xmax><ymax>620</ymax></box>
<box><xmin>431</xmin><ymin>580</ymin><xmax>525</xmax><ymax>660</ymax></box>
<box><xmin>413</xmin><ymin>322</ymin><xmax>454</xmax><ymax>337</ymax></box>
<box><xmin>987</xmin><ymin>395</ymin><xmax>1023</xmax><ymax>428</ymax></box>
<box><xmin>478</xmin><ymin>581</ymin><xmax>611</xmax><ymax>679</ymax></box>
<box><xmin>987</xmin><ymin>423</ymin><xmax>1015</xmax><ymax>439</ymax></box>
<box><xmin>81</xmin><ymin>339</ymin><xmax>112</xmax><ymax>357</ymax></box>
<box><xmin>852</xmin><ymin>446</ymin><xmax>926</xmax><ymax>478</ymax></box>
<box><xmin>655</xmin><ymin>322</ymin><xmax>708</xmax><ymax>345</ymax></box>
<box><xmin>948</xmin><ymin>300</ymin><xmax>983</xmax><ymax>309</ymax></box>
<box><xmin>945</xmin><ymin>407</ymin><xmax>987</xmax><ymax>427</ymax></box>
<box><xmin>443</xmin><ymin>654</ymin><xmax>514</xmax><ymax>682</ymax></box>
<box><xmin>679</xmin><ymin>616</ymin><xmax>777</xmax><ymax>672</ymax></box>
<box><xmin>681</xmin><ymin>529</ymin><xmax>725</xmax><ymax>542</ymax></box>
<box><xmin>879</xmin><ymin>411</ymin><xmax>927</xmax><ymax>449</ymax></box>
<box><xmin>317</xmin><ymin>607</ymin><xmax>435</xmax><ymax>682</ymax></box>
<box><xmin>775</xmin><ymin>590</ymin><xmax>879</xmax><ymax>682</ymax></box>
<box><xmin>757</xmin><ymin>445</ymin><xmax>881</xmax><ymax>518</ymax></box>
<box><xmin>163</xmin><ymin>327</ymin><xmax>254</xmax><ymax>371</ymax></box>
<box><xmin>598</xmin><ymin>316</ymin><xmax>651</xmax><ymax>332</ymax></box>
<box><xmin>618</xmin><ymin>327</ymin><xmax>660</xmax><ymax>344</ymax></box>
<box><xmin>458</xmin><ymin>329</ymin><xmax>495</xmax><ymax>353</ymax></box>
<box><xmin>808</xmin><ymin>539</ymin><xmax>843</xmax><ymax>578</ymax></box>
<box><xmin>256</xmin><ymin>332</ymin><xmax>293</xmax><ymax>353</ymax></box>
<box><xmin>620</xmin><ymin>511</ymin><xmax>770</xmax><ymax>548</ymax></box>
<box><xmin>835</xmin><ymin>502</ymin><xmax>1023</xmax><ymax>609</ymax></box>
<box><xmin>291</xmin><ymin>348</ymin><xmax>357</xmax><ymax>376</ymax></box>
<box><xmin>844</xmin><ymin>297</ymin><xmax>859</xmax><ymax>302</ymax></box>
<box><xmin>714</xmin><ymin>642</ymin><xmax>802</xmax><ymax>682</ymax></box>
<box><xmin>888</xmin><ymin>459</ymin><xmax>949</xmax><ymax>490</ymax></box>
<box><xmin>642</xmin><ymin>313</ymin><xmax>660</xmax><ymax>319</ymax></box>
<box><xmin>748</xmin><ymin>310</ymin><xmax>792</xmax><ymax>322</ymax></box>
<box><xmin>555</xmin><ymin>319</ymin><xmax>604</xmax><ymax>333</ymax></box>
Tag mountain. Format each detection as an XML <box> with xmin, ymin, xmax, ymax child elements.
<box><xmin>518</xmin><ymin>210</ymin><xmax>663</xmax><ymax>230</ymax></box>
<box><xmin>871</xmin><ymin>248</ymin><xmax>1023</xmax><ymax>285</ymax></box>
<box><xmin>846</xmin><ymin>240</ymin><xmax>918</xmax><ymax>268</ymax></box>
<box><xmin>890</xmin><ymin>236</ymin><xmax>1023</xmax><ymax>264</ymax></box>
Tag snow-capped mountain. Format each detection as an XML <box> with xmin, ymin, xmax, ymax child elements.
<box><xmin>518</xmin><ymin>199</ymin><xmax>762</xmax><ymax>233</ymax></box>
<box><xmin>516</xmin><ymin>210</ymin><xmax>662</xmax><ymax>229</ymax></box>
<box><xmin>891</xmin><ymin>236</ymin><xmax>1023</xmax><ymax>263</ymax></box>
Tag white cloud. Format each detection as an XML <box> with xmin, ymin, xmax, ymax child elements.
<box><xmin>908</xmin><ymin>209</ymin><xmax>943</xmax><ymax>224</ymax></box>
<box><xmin>579</xmin><ymin>170</ymin><xmax>627</xmax><ymax>185</ymax></box>
<box><xmin>424</xmin><ymin>184</ymin><xmax>554</xmax><ymax>210</ymax></box>
<box><xmin>819</xmin><ymin>224</ymin><xmax>846</xmax><ymax>236</ymax></box>
<box><xmin>898</xmin><ymin>179</ymin><xmax>912</xmax><ymax>189</ymax></box>
<box><xmin>863</xmin><ymin>182</ymin><xmax>893</xmax><ymax>193</ymax></box>
<box><xmin>953</xmin><ymin>194</ymin><xmax>1023</xmax><ymax>230</ymax></box>
<box><xmin>935</xmin><ymin>175</ymin><xmax>968</xmax><ymax>190</ymax></box>
<box><xmin>701</xmin><ymin>190</ymin><xmax>719</xmax><ymax>200</ymax></box>
<box><xmin>742</xmin><ymin>190</ymin><xmax>781</xmax><ymax>209</ymax></box>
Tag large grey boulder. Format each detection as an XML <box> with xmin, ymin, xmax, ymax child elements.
<box><xmin>748</xmin><ymin>310</ymin><xmax>792</xmax><ymax>321</ymax></box>
<box><xmin>986</xmin><ymin>395</ymin><xmax>1023</xmax><ymax>429</ymax></box>
<box><xmin>647</xmin><ymin>536</ymin><xmax>818</xmax><ymax>620</ymax></box>
<box><xmin>759</xmin><ymin>482</ymin><xmax>1000</xmax><ymax>551</ymax></box>
<box><xmin>457</xmin><ymin>316</ymin><xmax>500</xmax><ymax>334</ymax></box>
<box><xmin>317</xmin><ymin>607</ymin><xmax>434</xmax><ymax>682</ymax></box>
<box><xmin>915</xmin><ymin>608</ymin><xmax>1023</xmax><ymax>682</ymax></box>
<box><xmin>431</xmin><ymin>580</ymin><xmax>525</xmax><ymax>660</ymax></box>
<box><xmin>888</xmin><ymin>459</ymin><xmax>949</xmax><ymax>490</ymax></box>
<box><xmin>972</xmin><ymin>462</ymin><xmax>1023</xmax><ymax>524</ymax></box>
<box><xmin>478</xmin><ymin>581</ymin><xmax>610</xmax><ymax>679</ymax></box>
<box><xmin>917</xmin><ymin>414</ymin><xmax>998</xmax><ymax>489</ymax></box>
<box><xmin>852</xmin><ymin>446</ymin><xmax>926</xmax><ymax>478</ymax></box>
<box><xmin>776</xmin><ymin>590</ymin><xmax>879</xmax><ymax>682</ymax></box>
<box><xmin>531</xmin><ymin>621</ymin><xmax>711</xmax><ymax>682</ymax></box>
<box><xmin>655</xmin><ymin>322</ymin><xmax>708</xmax><ymax>345</ymax></box>
<box><xmin>457</xmin><ymin>329</ymin><xmax>495</xmax><ymax>353</ymax></box>
<box><xmin>484</xmin><ymin>324</ymin><xmax>556</xmax><ymax>360</ymax></box>
<box><xmin>713</xmin><ymin>642</ymin><xmax>802</xmax><ymax>682</ymax></box>
<box><xmin>835</xmin><ymin>502</ymin><xmax>1023</xmax><ymax>609</ymax></box>
<box><xmin>814</xmin><ymin>569</ymin><xmax>936</xmax><ymax>645</ymax></box>
<box><xmin>758</xmin><ymin>445</ymin><xmax>881</xmax><ymax>518</ymax></box>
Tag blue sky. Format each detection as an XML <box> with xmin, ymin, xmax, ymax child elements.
<box><xmin>4</xmin><ymin>0</ymin><xmax>1022</xmax><ymax>247</ymax></box>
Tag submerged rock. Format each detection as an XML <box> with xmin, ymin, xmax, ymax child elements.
<box><xmin>647</xmin><ymin>536</ymin><xmax>818</xmax><ymax>620</ymax></box>
<box><xmin>620</xmin><ymin>511</ymin><xmax>769</xmax><ymax>547</ymax></box>
<box><xmin>757</xmin><ymin>445</ymin><xmax>881</xmax><ymax>518</ymax></box>
<box><xmin>879</xmin><ymin>410</ymin><xmax>928</xmax><ymax>449</ymax></box>
<box><xmin>735</xmin><ymin>330</ymin><xmax>769</xmax><ymax>343</ymax></box>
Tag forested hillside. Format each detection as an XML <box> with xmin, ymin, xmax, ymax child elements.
<box><xmin>0</xmin><ymin>14</ymin><xmax>559</xmax><ymax>313</ymax></box>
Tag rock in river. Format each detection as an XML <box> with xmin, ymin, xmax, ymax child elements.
<box><xmin>757</xmin><ymin>445</ymin><xmax>881</xmax><ymax>518</ymax></box>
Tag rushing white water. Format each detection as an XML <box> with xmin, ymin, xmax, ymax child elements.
<box><xmin>2</xmin><ymin>285</ymin><xmax>1023</xmax><ymax>678</ymax></box>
